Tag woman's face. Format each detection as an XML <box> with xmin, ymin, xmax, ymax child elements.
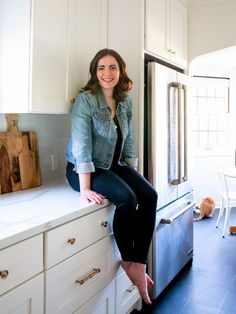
<box><xmin>96</xmin><ymin>55</ymin><xmax>120</xmax><ymax>92</ymax></box>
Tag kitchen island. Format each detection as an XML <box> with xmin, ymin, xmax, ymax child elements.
<box><xmin>0</xmin><ymin>179</ymin><xmax>141</xmax><ymax>314</ymax></box>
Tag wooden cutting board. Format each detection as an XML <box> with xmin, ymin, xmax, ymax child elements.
<box><xmin>0</xmin><ymin>114</ymin><xmax>41</xmax><ymax>194</ymax></box>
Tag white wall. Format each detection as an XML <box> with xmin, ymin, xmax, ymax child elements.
<box><xmin>0</xmin><ymin>114</ymin><xmax>70</xmax><ymax>183</ymax></box>
<box><xmin>187</xmin><ymin>0</ymin><xmax>236</xmax><ymax>64</ymax></box>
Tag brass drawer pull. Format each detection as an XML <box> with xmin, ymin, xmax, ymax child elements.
<box><xmin>126</xmin><ymin>284</ymin><xmax>136</xmax><ymax>293</ymax></box>
<box><xmin>67</xmin><ymin>237</ymin><xmax>76</xmax><ymax>245</ymax></box>
<box><xmin>0</xmin><ymin>270</ymin><xmax>9</xmax><ymax>280</ymax></box>
<box><xmin>101</xmin><ymin>221</ymin><xmax>108</xmax><ymax>228</ymax></box>
<box><xmin>76</xmin><ymin>268</ymin><xmax>101</xmax><ymax>285</ymax></box>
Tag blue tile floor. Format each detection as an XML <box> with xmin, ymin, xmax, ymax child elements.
<box><xmin>135</xmin><ymin>208</ymin><xmax>236</xmax><ymax>314</ymax></box>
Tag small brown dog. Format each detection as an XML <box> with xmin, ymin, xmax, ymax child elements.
<box><xmin>194</xmin><ymin>197</ymin><xmax>216</xmax><ymax>221</ymax></box>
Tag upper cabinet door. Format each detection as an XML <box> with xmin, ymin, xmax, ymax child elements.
<box><xmin>31</xmin><ymin>0</ymin><xmax>72</xmax><ymax>113</ymax></box>
<box><xmin>145</xmin><ymin>0</ymin><xmax>187</xmax><ymax>68</ymax></box>
<box><xmin>0</xmin><ymin>0</ymin><xmax>72</xmax><ymax>113</ymax></box>
<box><xmin>169</xmin><ymin>0</ymin><xmax>187</xmax><ymax>68</ymax></box>
<box><xmin>145</xmin><ymin>0</ymin><xmax>169</xmax><ymax>61</ymax></box>
<box><xmin>0</xmin><ymin>0</ymin><xmax>108</xmax><ymax>114</ymax></box>
<box><xmin>0</xmin><ymin>0</ymin><xmax>31</xmax><ymax>113</ymax></box>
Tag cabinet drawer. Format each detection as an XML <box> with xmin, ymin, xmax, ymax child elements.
<box><xmin>116</xmin><ymin>271</ymin><xmax>141</xmax><ymax>314</ymax></box>
<box><xmin>45</xmin><ymin>236</ymin><xmax>119</xmax><ymax>314</ymax></box>
<box><xmin>45</xmin><ymin>204</ymin><xmax>115</xmax><ymax>269</ymax></box>
<box><xmin>0</xmin><ymin>234</ymin><xmax>43</xmax><ymax>296</ymax></box>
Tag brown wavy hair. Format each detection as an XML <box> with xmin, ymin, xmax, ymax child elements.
<box><xmin>81</xmin><ymin>49</ymin><xmax>133</xmax><ymax>102</ymax></box>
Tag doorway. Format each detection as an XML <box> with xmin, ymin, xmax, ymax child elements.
<box><xmin>189</xmin><ymin>46</ymin><xmax>236</xmax><ymax>206</ymax></box>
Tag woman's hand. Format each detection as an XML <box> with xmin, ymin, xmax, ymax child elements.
<box><xmin>81</xmin><ymin>188</ymin><xmax>105</xmax><ymax>204</ymax></box>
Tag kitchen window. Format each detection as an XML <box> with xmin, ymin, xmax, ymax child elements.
<box><xmin>191</xmin><ymin>76</ymin><xmax>230</xmax><ymax>155</ymax></box>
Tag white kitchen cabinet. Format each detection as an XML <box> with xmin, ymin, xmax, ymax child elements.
<box><xmin>145</xmin><ymin>0</ymin><xmax>187</xmax><ymax>68</ymax></box>
<box><xmin>0</xmin><ymin>235</ymin><xmax>43</xmax><ymax>296</ymax></box>
<box><xmin>0</xmin><ymin>0</ymin><xmax>73</xmax><ymax>113</ymax></box>
<box><xmin>75</xmin><ymin>280</ymin><xmax>116</xmax><ymax>314</ymax></box>
<box><xmin>0</xmin><ymin>202</ymin><xmax>141</xmax><ymax>313</ymax></box>
<box><xmin>44</xmin><ymin>204</ymin><xmax>141</xmax><ymax>314</ymax></box>
<box><xmin>30</xmin><ymin>0</ymin><xmax>74</xmax><ymax>113</ymax></box>
<box><xmin>0</xmin><ymin>274</ymin><xmax>44</xmax><ymax>314</ymax></box>
<box><xmin>44</xmin><ymin>204</ymin><xmax>114</xmax><ymax>269</ymax></box>
<box><xmin>0</xmin><ymin>235</ymin><xmax>43</xmax><ymax>314</ymax></box>
<box><xmin>115</xmin><ymin>271</ymin><xmax>142</xmax><ymax>314</ymax></box>
<box><xmin>0</xmin><ymin>0</ymin><xmax>107</xmax><ymax>114</ymax></box>
<box><xmin>45</xmin><ymin>236</ymin><xmax>118</xmax><ymax>313</ymax></box>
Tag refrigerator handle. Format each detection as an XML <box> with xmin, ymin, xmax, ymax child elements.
<box><xmin>169</xmin><ymin>82</ymin><xmax>188</xmax><ymax>185</ymax></box>
<box><xmin>177</xmin><ymin>83</ymin><xmax>183</xmax><ymax>184</ymax></box>
<box><xmin>178</xmin><ymin>83</ymin><xmax>188</xmax><ymax>183</ymax></box>
<box><xmin>168</xmin><ymin>82</ymin><xmax>180</xmax><ymax>185</ymax></box>
<box><xmin>183</xmin><ymin>84</ymin><xmax>188</xmax><ymax>182</ymax></box>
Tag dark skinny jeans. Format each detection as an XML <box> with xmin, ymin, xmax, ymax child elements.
<box><xmin>66</xmin><ymin>162</ymin><xmax>158</xmax><ymax>264</ymax></box>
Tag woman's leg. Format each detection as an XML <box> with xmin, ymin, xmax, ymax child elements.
<box><xmin>111</xmin><ymin>165</ymin><xmax>157</xmax><ymax>304</ymax></box>
<box><xmin>112</xmin><ymin>165</ymin><xmax>158</xmax><ymax>263</ymax></box>
<box><xmin>66</xmin><ymin>163</ymin><xmax>138</xmax><ymax>261</ymax></box>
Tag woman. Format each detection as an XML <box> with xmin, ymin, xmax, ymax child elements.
<box><xmin>66</xmin><ymin>48</ymin><xmax>157</xmax><ymax>305</ymax></box>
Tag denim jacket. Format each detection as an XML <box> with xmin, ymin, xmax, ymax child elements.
<box><xmin>66</xmin><ymin>90</ymin><xmax>138</xmax><ymax>173</ymax></box>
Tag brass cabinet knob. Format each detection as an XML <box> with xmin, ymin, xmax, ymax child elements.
<box><xmin>167</xmin><ymin>48</ymin><xmax>176</xmax><ymax>54</ymax></box>
<box><xmin>67</xmin><ymin>237</ymin><xmax>76</xmax><ymax>245</ymax></box>
<box><xmin>0</xmin><ymin>270</ymin><xmax>9</xmax><ymax>280</ymax></box>
<box><xmin>101</xmin><ymin>221</ymin><xmax>108</xmax><ymax>228</ymax></box>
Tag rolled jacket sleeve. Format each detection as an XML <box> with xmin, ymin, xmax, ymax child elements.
<box><xmin>71</xmin><ymin>94</ymin><xmax>95</xmax><ymax>174</ymax></box>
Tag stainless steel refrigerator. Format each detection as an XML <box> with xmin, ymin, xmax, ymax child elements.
<box><xmin>144</xmin><ymin>61</ymin><xmax>195</xmax><ymax>299</ymax></box>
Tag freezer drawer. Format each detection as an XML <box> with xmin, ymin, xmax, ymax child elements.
<box><xmin>149</xmin><ymin>194</ymin><xmax>194</xmax><ymax>299</ymax></box>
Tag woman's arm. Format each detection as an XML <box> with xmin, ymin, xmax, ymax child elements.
<box><xmin>79</xmin><ymin>173</ymin><xmax>104</xmax><ymax>204</ymax></box>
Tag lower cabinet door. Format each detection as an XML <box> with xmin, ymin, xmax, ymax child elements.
<box><xmin>45</xmin><ymin>236</ymin><xmax>119</xmax><ymax>313</ymax></box>
<box><xmin>0</xmin><ymin>273</ymin><xmax>44</xmax><ymax>314</ymax></box>
<box><xmin>74</xmin><ymin>280</ymin><xmax>115</xmax><ymax>314</ymax></box>
<box><xmin>116</xmin><ymin>270</ymin><xmax>141</xmax><ymax>314</ymax></box>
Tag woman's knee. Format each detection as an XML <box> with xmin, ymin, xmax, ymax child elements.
<box><xmin>115</xmin><ymin>190</ymin><xmax>137</xmax><ymax>213</ymax></box>
<box><xmin>140</xmin><ymin>187</ymin><xmax>158</xmax><ymax>212</ymax></box>
<box><xmin>150</xmin><ymin>188</ymin><xmax>158</xmax><ymax>205</ymax></box>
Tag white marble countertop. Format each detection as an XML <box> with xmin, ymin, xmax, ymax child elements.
<box><xmin>0</xmin><ymin>178</ymin><xmax>111</xmax><ymax>250</ymax></box>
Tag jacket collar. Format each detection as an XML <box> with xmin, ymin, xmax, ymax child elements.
<box><xmin>97</xmin><ymin>89</ymin><xmax>108</xmax><ymax>109</ymax></box>
<box><xmin>96</xmin><ymin>89</ymin><xmax>126</xmax><ymax>109</ymax></box>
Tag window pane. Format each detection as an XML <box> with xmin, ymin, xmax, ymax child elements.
<box><xmin>191</xmin><ymin>76</ymin><xmax>229</xmax><ymax>153</ymax></box>
<box><xmin>199</xmin><ymin>132</ymin><xmax>208</xmax><ymax>147</ymax></box>
<box><xmin>218</xmin><ymin>116</ymin><xmax>227</xmax><ymax>130</ymax></box>
<box><xmin>199</xmin><ymin>116</ymin><xmax>208</xmax><ymax>130</ymax></box>
<box><xmin>207</xmin><ymin>87</ymin><xmax>215</xmax><ymax>97</ymax></box>
<box><xmin>209</xmin><ymin>116</ymin><xmax>217</xmax><ymax>130</ymax></box>
<box><xmin>197</xmin><ymin>86</ymin><xmax>206</xmax><ymax>97</ymax></box>
<box><xmin>209</xmin><ymin>131</ymin><xmax>217</xmax><ymax>147</ymax></box>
